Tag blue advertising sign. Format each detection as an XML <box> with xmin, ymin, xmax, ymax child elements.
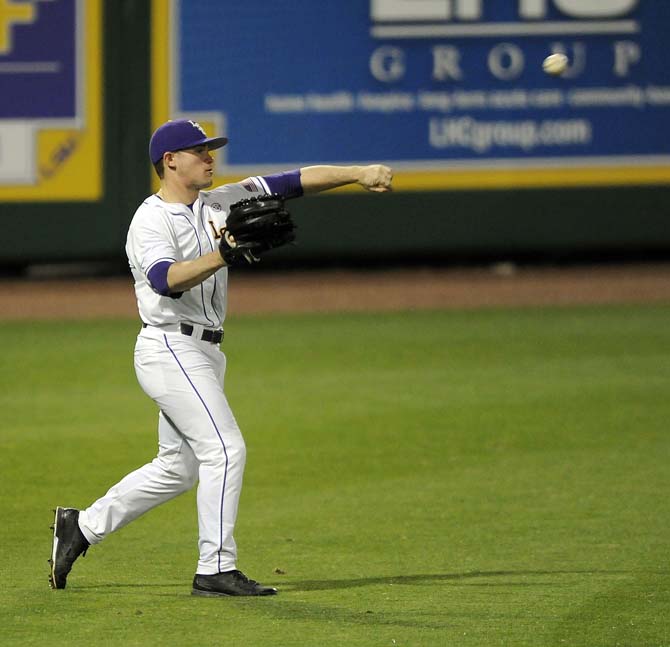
<box><xmin>158</xmin><ymin>0</ymin><xmax>670</xmax><ymax>189</ymax></box>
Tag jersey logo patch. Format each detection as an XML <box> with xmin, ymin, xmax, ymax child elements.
<box><xmin>241</xmin><ymin>180</ymin><xmax>256</xmax><ymax>192</ymax></box>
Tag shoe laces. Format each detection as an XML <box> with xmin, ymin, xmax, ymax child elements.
<box><xmin>72</xmin><ymin>534</ymin><xmax>89</xmax><ymax>558</ymax></box>
<box><xmin>230</xmin><ymin>570</ymin><xmax>258</xmax><ymax>586</ymax></box>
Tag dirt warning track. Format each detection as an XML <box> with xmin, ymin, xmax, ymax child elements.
<box><xmin>1</xmin><ymin>264</ymin><xmax>669</xmax><ymax>321</ymax></box>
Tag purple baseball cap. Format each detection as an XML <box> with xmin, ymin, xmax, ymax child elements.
<box><xmin>149</xmin><ymin>119</ymin><xmax>228</xmax><ymax>164</ymax></box>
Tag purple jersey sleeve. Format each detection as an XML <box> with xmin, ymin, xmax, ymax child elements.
<box><xmin>260</xmin><ymin>169</ymin><xmax>303</xmax><ymax>198</ymax></box>
<box><xmin>147</xmin><ymin>260</ymin><xmax>183</xmax><ymax>298</ymax></box>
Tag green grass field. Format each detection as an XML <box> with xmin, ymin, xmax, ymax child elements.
<box><xmin>1</xmin><ymin>305</ymin><xmax>669</xmax><ymax>646</ymax></box>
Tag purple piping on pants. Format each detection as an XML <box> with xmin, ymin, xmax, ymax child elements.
<box><xmin>163</xmin><ymin>334</ymin><xmax>228</xmax><ymax>572</ymax></box>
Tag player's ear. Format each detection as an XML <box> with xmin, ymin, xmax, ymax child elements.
<box><xmin>164</xmin><ymin>152</ymin><xmax>177</xmax><ymax>171</ymax></box>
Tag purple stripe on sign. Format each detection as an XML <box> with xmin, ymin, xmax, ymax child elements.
<box><xmin>163</xmin><ymin>334</ymin><xmax>229</xmax><ymax>572</ymax></box>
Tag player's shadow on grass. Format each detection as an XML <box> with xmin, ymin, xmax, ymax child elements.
<box><xmin>285</xmin><ymin>569</ymin><xmax>667</xmax><ymax>592</ymax></box>
<box><xmin>74</xmin><ymin>583</ymin><xmax>184</xmax><ymax>591</ymax></box>
<box><xmin>73</xmin><ymin>569</ymin><xmax>668</xmax><ymax>593</ymax></box>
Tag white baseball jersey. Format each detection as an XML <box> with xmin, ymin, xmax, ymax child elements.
<box><xmin>126</xmin><ymin>178</ymin><xmax>270</xmax><ymax>328</ymax></box>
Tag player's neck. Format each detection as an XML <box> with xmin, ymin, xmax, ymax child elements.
<box><xmin>157</xmin><ymin>181</ymin><xmax>199</xmax><ymax>205</ymax></box>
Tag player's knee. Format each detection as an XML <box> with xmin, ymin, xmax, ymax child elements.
<box><xmin>180</xmin><ymin>470</ymin><xmax>198</xmax><ymax>492</ymax></box>
<box><xmin>171</xmin><ymin>470</ymin><xmax>197</xmax><ymax>494</ymax></box>
<box><xmin>228</xmin><ymin>438</ymin><xmax>246</xmax><ymax>468</ymax></box>
<box><xmin>179</xmin><ymin>456</ymin><xmax>199</xmax><ymax>491</ymax></box>
<box><xmin>153</xmin><ymin>454</ymin><xmax>198</xmax><ymax>492</ymax></box>
<box><xmin>203</xmin><ymin>436</ymin><xmax>246</xmax><ymax>470</ymax></box>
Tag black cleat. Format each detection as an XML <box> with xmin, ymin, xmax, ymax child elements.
<box><xmin>49</xmin><ymin>507</ymin><xmax>90</xmax><ymax>590</ymax></box>
<box><xmin>192</xmin><ymin>570</ymin><xmax>278</xmax><ymax>597</ymax></box>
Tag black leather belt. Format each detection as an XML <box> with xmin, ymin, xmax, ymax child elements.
<box><xmin>141</xmin><ymin>322</ymin><xmax>224</xmax><ymax>344</ymax></box>
<box><xmin>180</xmin><ymin>323</ymin><xmax>224</xmax><ymax>344</ymax></box>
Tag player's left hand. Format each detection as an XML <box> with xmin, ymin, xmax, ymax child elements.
<box><xmin>357</xmin><ymin>164</ymin><xmax>393</xmax><ymax>193</ymax></box>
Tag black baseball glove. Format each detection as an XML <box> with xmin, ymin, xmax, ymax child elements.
<box><xmin>219</xmin><ymin>194</ymin><xmax>296</xmax><ymax>266</ymax></box>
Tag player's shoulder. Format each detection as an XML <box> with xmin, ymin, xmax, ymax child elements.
<box><xmin>201</xmin><ymin>178</ymin><xmax>266</xmax><ymax>208</ymax></box>
<box><xmin>129</xmin><ymin>194</ymin><xmax>178</xmax><ymax>231</ymax></box>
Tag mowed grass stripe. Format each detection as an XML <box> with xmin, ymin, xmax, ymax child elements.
<box><xmin>0</xmin><ymin>305</ymin><xmax>668</xmax><ymax>646</ymax></box>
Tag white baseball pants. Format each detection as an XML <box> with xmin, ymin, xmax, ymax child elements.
<box><xmin>78</xmin><ymin>326</ymin><xmax>246</xmax><ymax>574</ymax></box>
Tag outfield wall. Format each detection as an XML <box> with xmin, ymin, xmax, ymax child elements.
<box><xmin>0</xmin><ymin>0</ymin><xmax>668</xmax><ymax>268</ymax></box>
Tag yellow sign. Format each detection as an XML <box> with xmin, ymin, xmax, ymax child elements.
<box><xmin>0</xmin><ymin>0</ymin><xmax>102</xmax><ymax>201</ymax></box>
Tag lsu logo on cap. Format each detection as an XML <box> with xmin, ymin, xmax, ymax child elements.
<box><xmin>189</xmin><ymin>120</ymin><xmax>206</xmax><ymax>136</ymax></box>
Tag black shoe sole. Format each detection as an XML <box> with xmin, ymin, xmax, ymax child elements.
<box><xmin>191</xmin><ymin>587</ymin><xmax>278</xmax><ymax>597</ymax></box>
<box><xmin>191</xmin><ymin>588</ymin><xmax>234</xmax><ymax>597</ymax></box>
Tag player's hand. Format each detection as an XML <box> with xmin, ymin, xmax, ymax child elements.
<box><xmin>357</xmin><ymin>164</ymin><xmax>393</xmax><ymax>193</ymax></box>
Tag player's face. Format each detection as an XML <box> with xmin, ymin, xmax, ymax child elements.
<box><xmin>172</xmin><ymin>145</ymin><xmax>215</xmax><ymax>190</ymax></box>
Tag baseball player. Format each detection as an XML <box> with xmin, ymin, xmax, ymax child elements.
<box><xmin>49</xmin><ymin>119</ymin><xmax>393</xmax><ymax>596</ymax></box>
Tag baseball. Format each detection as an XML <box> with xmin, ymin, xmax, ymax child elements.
<box><xmin>542</xmin><ymin>53</ymin><xmax>568</xmax><ymax>76</ymax></box>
